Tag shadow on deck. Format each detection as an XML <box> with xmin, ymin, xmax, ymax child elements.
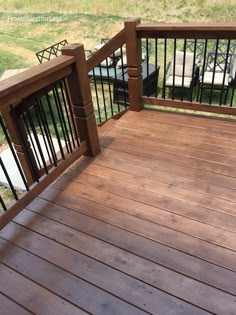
<box><xmin>1</xmin><ymin>109</ymin><xmax>236</xmax><ymax>315</ymax></box>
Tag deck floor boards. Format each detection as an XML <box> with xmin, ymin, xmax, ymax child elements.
<box><xmin>1</xmin><ymin>109</ymin><xmax>236</xmax><ymax>315</ymax></box>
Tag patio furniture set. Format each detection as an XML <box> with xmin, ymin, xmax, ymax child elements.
<box><xmin>35</xmin><ymin>39</ymin><xmax>236</xmax><ymax>105</ymax></box>
<box><xmin>166</xmin><ymin>39</ymin><xmax>236</xmax><ymax>103</ymax></box>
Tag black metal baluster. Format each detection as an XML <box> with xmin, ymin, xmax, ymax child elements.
<box><xmin>172</xmin><ymin>39</ymin><xmax>177</xmax><ymax>100</ymax></box>
<box><xmin>98</xmin><ymin>64</ymin><xmax>108</xmax><ymax>121</ymax></box>
<box><xmin>59</xmin><ymin>81</ymin><xmax>76</xmax><ymax>149</ymax></box>
<box><xmin>105</xmin><ymin>57</ymin><xmax>114</xmax><ymax>117</ymax></box>
<box><xmin>33</xmin><ymin>105</ymin><xmax>52</xmax><ymax>165</ymax></box>
<box><xmin>0</xmin><ymin>157</ymin><xmax>18</xmax><ymax>200</ymax></box>
<box><xmin>145</xmin><ymin>38</ymin><xmax>149</xmax><ymax>96</ymax></box>
<box><xmin>23</xmin><ymin>114</ymin><xmax>41</xmax><ymax>169</ymax></box>
<box><xmin>209</xmin><ymin>40</ymin><xmax>219</xmax><ymax>105</ymax></box>
<box><xmin>230</xmin><ymin>84</ymin><xmax>235</xmax><ymax>107</ymax></box>
<box><xmin>25</xmin><ymin>108</ymin><xmax>48</xmax><ymax>174</ymax></box>
<box><xmin>38</xmin><ymin>99</ymin><xmax>58</xmax><ymax>166</ymax></box>
<box><xmin>181</xmin><ymin>39</ymin><xmax>187</xmax><ymax>101</ymax></box>
<box><xmin>155</xmin><ymin>38</ymin><xmax>158</xmax><ymax>98</ymax></box>
<box><xmin>53</xmin><ymin>87</ymin><xmax>70</xmax><ymax>154</ymax></box>
<box><xmin>162</xmin><ymin>38</ymin><xmax>167</xmax><ymax>99</ymax></box>
<box><xmin>190</xmin><ymin>39</ymin><xmax>197</xmax><ymax>102</ymax></box>
<box><xmin>112</xmin><ymin>51</ymin><xmax>121</xmax><ymax>113</ymax></box>
<box><xmin>62</xmin><ymin>78</ymin><xmax>80</xmax><ymax>146</ymax></box>
<box><xmin>219</xmin><ymin>40</ymin><xmax>231</xmax><ymax>105</ymax></box>
<box><xmin>10</xmin><ymin>105</ymin><xmax>39</xmax><ymax>182</ymax></box>
<box><xmin>45</xmin><ymin>91</ymin><xmax>65</xmax><ymax>160</ymax></box>
<box><xmin>0</xmin><ymin>195</ymin><xmax>7</xmax><ymax>211</ymax></box>
<box><xmin>199</xmin><ymin>39</ymin><xmax>208</xmax><ymax>103</ymax></box>
<box><xmin>120</xmin><ymin>46</ymin><xmax>127</xmax><ymax>107</ymax></box>
<box><xmin>54</xmin><ymin>85</ymin><xmax>73</xmax><ymax>153</ymax></box>
<box><xmin>92</xmin><ymin>69</ymin><xmax>102</xmax><ymax>123</ymax></box>
<box><xmin>0</xmin><ymin>116</ymin><xmax>29</xmax><ymax>191</ymax></box>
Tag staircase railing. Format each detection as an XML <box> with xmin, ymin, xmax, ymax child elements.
<box><xmin>0</xmin><ymin>44</ymin><xmax>100</xmax><ymax>229</ymax></box>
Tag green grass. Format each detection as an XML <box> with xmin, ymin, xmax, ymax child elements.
<box><xmin>0</xmin><ymin>184</ymin><xmax>15</xmax><ymax>214</ymax></box>
<box><xmin>0</xmin><ymin>1</ymin><xmax>235</xmax><ymax>72</ymax></box>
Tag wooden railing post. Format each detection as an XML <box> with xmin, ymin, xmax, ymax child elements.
<box><xmin>1</xmin><ymin>108</ymin><xmax>39</xmax><ymax>185</ymax></box>
<box><xmin>125</xmin><ymin>18</ymin><xmax>143</xmax><ymax>111</ymax></box>
<box><xmin>61</xmin><ymin>44</ymin><xmax>100</xmax><ymax>157</ymax></box>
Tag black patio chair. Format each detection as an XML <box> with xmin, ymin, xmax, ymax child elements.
<box><xmin>199</xmin><ymin>51</ymin><xmax>236</xmax><ymax>104</ymax></box>
<box><xmin>184</xmin><ymin>39</ymin><xmax>205</xmax><ymax>64</ymax></box>
<box><xmin>36</xmin><ymin>39</ymin><xmax>68</xmax><ymax>63</ymax></box>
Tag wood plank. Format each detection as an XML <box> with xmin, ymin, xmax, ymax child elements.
<box><xmin>88</xmin><ymin>151</ymin><xmax>236</xmax><ymax>205</ymax></box>
<box><xmin>0</xmin><ymin>293</ymin><xmax>33</xmax><ymax>315</ymax></box>
<box><xmin>135</xmin><ymin>110</ymin><xmax>236</xmax><ymax>132</ymax></box>
<box><xmin>117</xmin><ymin>117</ymin><xmax>236</xmax><ymax>151</ymax></box>
<box><xmin>106</xmin><ymin>127</ymin><xmax>236</xmax><ymax>166</ymax></box>
<box><xmin>21</xmin><ymin>199</ymin><xmax>236</xmax><ymax>315</ymax></box>
<box><xmin>120</xmin><ymin>111</ymin><xmax>236</xmax><ymax>144</ymax></box>
<box><xmin>0</xmin><ymin>238</ymin><xmax>145</xmax><ymax>315</ymax></box>
<box><xmin>70</xmin><ymin>161</ymin><xmax>236</xmax><ymax>220</ymax></box>
<box><xmin>51</xmin><ymin>176</ymin><xmax>236</xmax><ymax>271</ymax></box>
<box><xmin>39</xmin><ymin>188</ymin><xmax>236</xmax><ymax>295</ymax></box>
<box><xmin>0</xmin><ymin>56</ymin><xmax>74</xmax><ymax>109</ymax></box>
<box><xmin>99</xmin><ymin>147</ymin><xmax>236</xmax><ymax>190</ymax></box>
<box><xmin>100</xmin><ymin>138</ymin><xmax>236</xmax><ymax>178</ymax></box>
<box><xmin>0</xmin><ymin>219</ymin><xmax>208</xmax><ymax>315</ymax></box>
<box><xmin>0</xmin><ymin>263</ymin><xmax>87</xmax><ymax>315</ymax></box>
<box><xmin>97</xmin><ymin>119</ymin><xmax>117</xmax><ymax>136</ymax></box>
<box><xmin>136</xmin><ymin>23</ymin><xmax>236</xmax><ymax>40</ymax></box>
<box><xmin>113</xmin><ymin>121</ymin><xmax>236</xmax><ymax>157</ymax></box>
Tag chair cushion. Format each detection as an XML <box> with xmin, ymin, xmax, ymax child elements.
<box><xmin>170</xmin><ymin>51</ymin><xmax>194</xmax><ymax>77</ymax></box>
<box><xmin>203</xmin><ymin>72</ymin><xmax>229</xmax><ymax>86</ymax></box>
<box><xmin>166</xmin><ymin>76</ymin><xmax>192</xmax><ymax>88</ymax></box>
<box><xmin>99</xmin><ymin>57</ymin><xmax>113</xmax><ymax>67</ymax></box>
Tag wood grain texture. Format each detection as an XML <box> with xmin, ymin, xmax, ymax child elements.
<box><xmin>1</xmin><ymin>109</ymin><xmax>236</xmax><ymax>315</ymax></box>
<box><xmin>137</xmin><ymin>23</ymin><xmax>236</xmax><ymax>39</ymax></box>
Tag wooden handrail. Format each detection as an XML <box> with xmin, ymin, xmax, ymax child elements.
<box><xmin>0</xmin><ymin>55</ymin><xmax>74</xmax><ymax>108</ymax></box>
<box><xmin>136</xmin><ymin>23</ymin><xmax>236</xmax><ymax>39</ymax></box>
<box><xmin>86</xmin><ymin>29</ymin><xmax>125</xmax><ymax>72</ymax></box>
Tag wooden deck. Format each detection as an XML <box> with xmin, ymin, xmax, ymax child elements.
<box><xmin>1</xmin><ymin>109</ymin><xmax>236</xmax><ymax>315</ymax></box>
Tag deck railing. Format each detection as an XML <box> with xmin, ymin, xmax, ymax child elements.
<box><xmin>128</xmin><ymin>20</ymin><xmax>236</xmax><ymax>114</ymax></box>
<box><xmin>0</xmin><ymin>44</ymin><xmax>100</xmax><ymax>228</ymax></box>
<box><xmin>87</xmin><ymin>29</ymin><xmax>129</xmax><ymax>124</ymax></box>
<box><xmin>1</xmin><ymin>19</ymin><xmax>236</xmax><ymax>228</ymax></box>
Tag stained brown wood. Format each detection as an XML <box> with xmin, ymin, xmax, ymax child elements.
<box><xmin>0</xmin><ymin>293</ymin><xmax>33</xmax><ymax>315</ymax></box>
<box><xmin>0</xmin><ymin>263</ymin><xmax>88</xmax><ymax>315</ymax></box>
<box><xmin>38</xmin><ymin>188</ymin><xmax>236</xmax><ymax>295</ymax></box>
<box><xmin>86</xmin><ymin>29</ymin><xmax>125</xmax><ymax>72</ymax></box>
<box><xmin>10</xmin><ymin>206</ymin><xmax>236</xmax><ymax>315</ymax></box>
<box><xmin>62</xmin><ymin>44</ymin><xmax>100</xmax><ymax>157</ymax></box>
<box><xmin>142</xmin><ymin>96</ymin><xmax>236</xmax><ymax>115</ymax></box>
<box><xmin>136</xmin><ymin>23</ymin><xmax>236</xmax><ymax>39</ymax></box>
<box><xmin>125</xmin><ymin>19</ymin><xmax>143</xmax><ymax>111</ymax></box>
<box><xmin>1</xmin><ymin>109</ymin><xmax>236</xmax><ymax>315</ymax></box>
<box><xmin>0</xmin><ymin>221</ymin><xmax>208</xmax><ymax>315</ymax></box>
<box><xmin>82</xmin><ymin>153</ymin><xmax>236</xmax><ymax>205</ymax></box>
<box><xmin>0</xmin><ymin>238</ymin><xmax>144</xmax><ymax>315</ymax></box>
<box><xmin>0</xmin><ymin>56</ymin><xmax>74</xmax><ymax>109</ymax></box>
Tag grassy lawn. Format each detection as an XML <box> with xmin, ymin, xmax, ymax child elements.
<box><xmin>0</xmin><ymin>1</ymin><xmax>236</xmax><ymax>71</ymax></box>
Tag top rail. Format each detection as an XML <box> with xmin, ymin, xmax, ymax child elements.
<box><xmin>136</xmin><ymin>23</ymin><xmax>236</xmax><ymax>39</ymax></box>
<box><xmin>0</xmin><ymin>55</ymin><xmax>75</xmax><ymax>108</ymax></box>
<box><xmin>87</xmin><ymin>29</ymin><xmax>125</xmax><ymax>71</ymax></box>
